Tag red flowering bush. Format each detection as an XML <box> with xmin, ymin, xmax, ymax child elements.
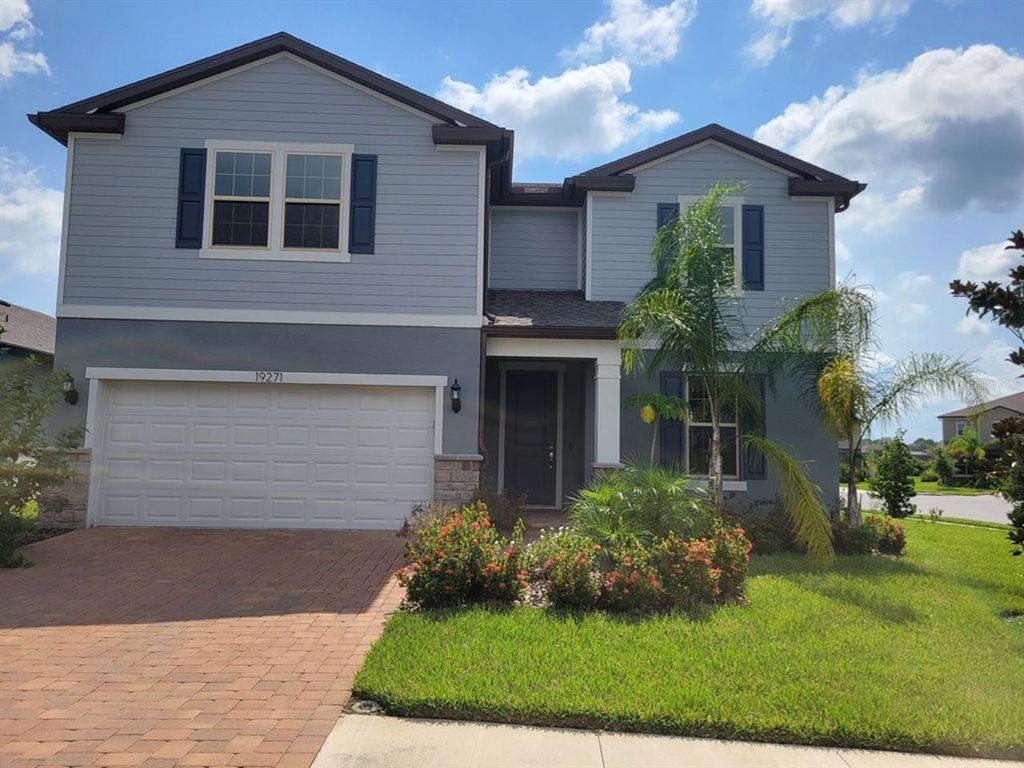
<box><xmin>596</xmin><ymin>546</ymin><xmax>666</xmax><ymax>612</ymax></box>
<box><xmin>865</xmin><ymin>515</ymin><xmax>906</xmax><ymax>556</ymax></box>
<box><xmin>710</xmin><ymin>524</ymin><xmax>752</xmax><ymax>601</ymax></box>
<box><xmin>530</xmin><ymin>529</ymin><xmax>600</xmax><ymax>609</ymax></box>
<box><xmin>398</xmin><ymin>501</ymin><xmax>526</xmax><ymax>608</ymax></box>
<box><xmin>650</xmin><ymin>533</ymin><xmax>720</xmax><ymax>610</ymax></box>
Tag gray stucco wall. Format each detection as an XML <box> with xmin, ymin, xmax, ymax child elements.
<box><xmin>52</xmin><ymin>319</ymin><xmax>480</xmax><ymax>454</ymax></box>
<box><xmin>64</xmin><ymin>55</ymin><xmax>481</xmax><ymax>315</ymax></box>
<box><xmin>621</xmin><ymin>364</ymin><xmax>839</xmax><ymax>508</ymax></box>
<box><xmin>588</xmin><ymin>143</ymin><xmax>833</xmax><ymax>329</ymax></box>
<box><xmin>489</xmin><ymin>208</ymin><xmax>579</xmax><ymax>291</ymax></box>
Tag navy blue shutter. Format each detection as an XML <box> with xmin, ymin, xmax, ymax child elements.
<box><xmin>660</xmin><ymin>372</ymin><xmax>686</xmax><ymax>470</ymax></box>
<box><xmin>742</xmin><ymin>204</ymin><xmax>764</xmax><ymax>290</ymax></box>
<box><xmin>656</xmin><ymin>203</ymin><xmax>679</xmax><ymax>278</ymax></box>
<box><xmin>175</xmin><ymin>148</ymin><xmax>206</xmax><ymax>248</ymax></box>
<box><xmin>349</xmin><ymin>154</ymin><xmax>377</xmax><ymax>254</ymax></box>
<box><xmin>742</xmin><ymin>375</ymin><xmax>767</xmax><ymax>480</ymax></box>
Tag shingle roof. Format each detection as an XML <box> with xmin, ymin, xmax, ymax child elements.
<box><xmin>486</xmin><ymin>290</ymin><xmax>624</xmax><ymax>339</ymax></box>
<box><xmin>939</xmin><ymin>391</ymin><xmax>1024</xmax><ymax>418</ymax></box>
<box><xmin>0</xmin><ymin>302</ymin><xmax>56</xmax><ymax>356</ymax></box>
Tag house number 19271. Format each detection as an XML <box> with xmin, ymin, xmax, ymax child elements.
<box><xmin>255</xmin><ymin>371</ymin><xmax>283</xmax><ymax>383</ymax></box>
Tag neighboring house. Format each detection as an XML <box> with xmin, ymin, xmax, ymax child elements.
<box><xmin>0</xmin><ymin>300</ymin><xmax>56</xmax><ymax>373</ymax></box>
<box><xmin>29</xmin><ymin>32</ymin><xmax>863</xmax><ymax>529</ymax></box>
<box><xmin>939</xmin><ymin>391</ymin><xmax>1024</xmax><ymax>443</ymax></box>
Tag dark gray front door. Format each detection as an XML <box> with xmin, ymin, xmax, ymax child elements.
<box><xmin>504</xmin><ymin>370</ymin><xmax>558</xmax><ymax>506</ymax></box>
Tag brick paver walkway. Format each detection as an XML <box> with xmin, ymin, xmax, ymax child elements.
<box><xmin>0</xmin><ymin>528</ymin><xmax>405</xmax><ymax>768</ymax></box>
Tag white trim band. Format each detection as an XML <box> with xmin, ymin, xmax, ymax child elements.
<box><xmin>58</xmin><ymin>304</ymin><xmax>485</xmax><ymax>328</ymax></box>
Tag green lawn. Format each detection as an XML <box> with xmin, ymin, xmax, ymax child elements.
<box><xmin>355</xmin><ymin>518</ymin><xmax>1024</xmax><ymax>759</ymax></box>
<box><xmin>856</xmin><ymin>475</ymin><xmax>991</xmax><ymax>496</ymax></box>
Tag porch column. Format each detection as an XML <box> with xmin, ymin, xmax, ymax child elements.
<box><xmin>593</xmin><ymin>360</ymin><xmax>622</xmax><ymax>468</ymax></box>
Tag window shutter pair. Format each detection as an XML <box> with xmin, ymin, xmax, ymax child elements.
<box><xmin>174</xmin><ymin>149</ymin><xmax>378</xmax><ymax>253</ymax></box>
<box><xmin>654</xmin><ymin>202</ymin><xmax>764</xmax><ymax>289</ymax></box>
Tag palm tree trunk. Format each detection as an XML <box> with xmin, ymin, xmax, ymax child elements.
<box><xmin>650</xmin><ymin>421</ymin><xmax>658</xmax><ymax>466</ymax></box>
<box><xmin>710</xmin><ymin>417</ymin><xmax>723</xmax><ymax>511</ymax></box>
<box><xmin>846</xmin><ymin>433</ymin><xmax>862</xmax><ymax>526</ymax></box>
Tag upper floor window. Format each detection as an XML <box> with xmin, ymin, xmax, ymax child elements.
<box><xmin>678</xmin><ymin>195</ymin><xmax>743</xmax><ymax>288</ymax></box>
<box><xmin>201</xmin><ymin>140</ymin><xmax>354</xmax><ymax>263</ymax></box>
<box><xmin>956</xmin><ymin>420</ymin><xmax>967</xmax><ymax>436</ymax></box>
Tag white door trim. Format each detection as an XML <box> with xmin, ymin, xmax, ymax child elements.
<box><xmin>496</xmin><ymin>362</ymin><xmax>565</xmax><ymax>508</ymax></box>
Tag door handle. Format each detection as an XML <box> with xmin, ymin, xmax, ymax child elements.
<box><xmin>547</xmin><ymin>445</ymin><xmax>555</xmax><ymax>468</ymax></box>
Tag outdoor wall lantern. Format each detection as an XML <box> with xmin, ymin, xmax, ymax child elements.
<box><xmin>63</xmin><ymin>374</ymin><xmax>79</xmax><ymax>405</ymax></box>
<box><xmin>450</xmin><ymin>379</ymin><xmax>462</xmax><ymax>413</ymax></box>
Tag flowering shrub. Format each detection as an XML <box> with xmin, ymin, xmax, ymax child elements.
<box><xmin>530</xmin><ymin>529</ymin><xmax>600</xmax><ymax>609</ymax></box>
<box><xmin>710</xmin><ymin>524</ymin><xmax>752</xmax><ymax>601</ymax></box>
<box><xmin>865</xmin><ymin>515</ymin><xmax>906</xmax><ymax>555</ymax></box>
<box><xmin>596</xmin><ymin>546</ymin><xmax>666</xmax><ymax>613</ymax></box>
<box><xmin>398</xmin><ymin>501</ymin><xmax>526</xmax><ymax>608</ymax></box>
<box><xmin>650</xmin><ymin>533</ymin><xmax>720</xmax><ymax>610</ymax></box>
<box><xmin>831</xmin><ymin>521</ymin><xmax>879</xmax><ymax>555</ymax></box>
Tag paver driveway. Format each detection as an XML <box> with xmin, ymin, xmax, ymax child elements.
<box><xmin>0</xmin><ymin>528</ymin><xmax>405</xmax><ymax>768</ymax></box>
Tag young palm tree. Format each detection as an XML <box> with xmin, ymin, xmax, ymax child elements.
<box><xmin>763</xmin><ymin>285</ymin><xmax>986</xmax><ymax>525</ymax></box>
<box><xmin>619</xmin><ymin>184</ymin><xmax>834</xmax><ymax>564</ymax></box>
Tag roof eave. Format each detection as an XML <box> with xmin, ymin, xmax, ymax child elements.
<box><xmin>789</xmin><ymin>178</ymin><xmax>867</xmax><ymax>212</ymax></box>
<box><xmin>27</xmin><ymin>112</ymin><xmax>126</xmax><ymax>146</ymax></box>
<box><xmin>483</xmin><ymin>325</ymin><xmax>619</xmax><ymax>340</ymax></box>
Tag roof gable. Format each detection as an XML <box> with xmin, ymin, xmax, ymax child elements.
<box><xmin>0</xmin><ymin>303</ymin><xmax>55</xmax><ymax>356</ymax></box>
<box><xmin>30</xmin><ymin>32</ymin><xmax>494</xmax><ymax>144</ymax></box>
<box><xmin>939</xmin><ymin>391</ymin><xmax>1024</xmax><ymax>418</ymax></box>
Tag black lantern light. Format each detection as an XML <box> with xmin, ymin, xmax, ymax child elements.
<box><xmin>62</xmin><ymin>373</ymin><xmax>79</xmax><ymax>405</ymax></box>
<box><xmin>450</xmin><ymin>378</ymin><xmax>462</xmax><ymax>413</ymax></box>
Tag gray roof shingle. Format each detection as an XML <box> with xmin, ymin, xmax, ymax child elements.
<box><xmin>486</xmin><ymin>290</ymin><xmax>624</xmax><ymax>338</ymax></box>
<box><xmin>0</xmin><ymin>302</ymin><xmax>56</xmax><ymax>356</ymax></box>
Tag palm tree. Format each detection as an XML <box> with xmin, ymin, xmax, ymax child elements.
<box><xmin>763</xmin><ymin>285</ymin><xmax>986</xmax><ymax>525</ymax></box>
<box><xmin>619</xmin><ymin>184</ymin><xmax>834</xmax><ymax>564</ymax></box>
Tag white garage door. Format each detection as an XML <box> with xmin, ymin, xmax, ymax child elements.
<box><xmin>93</xmin><ymin>380</ymin><xmax>436</xmax><ymax>529</ymax></box>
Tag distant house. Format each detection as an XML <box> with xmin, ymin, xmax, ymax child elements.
<box><xmin>938</xmin><ymin>391</ymin><xmax>1024</xmax><ymax>443</ymax></box>
<box><xmin>0</xmin><ymin>301</ymin><xmax>56</xmax><ymax>372</ymax></box>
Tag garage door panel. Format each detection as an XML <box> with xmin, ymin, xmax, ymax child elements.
<box><xmin>95</xmin><ymin>381</ymin><xmax>435</xmax><ymax>529</ymax></box>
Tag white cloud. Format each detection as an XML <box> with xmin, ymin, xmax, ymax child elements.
<box><xmin>895</xmin><ymin>271</ymin><xmax>932</xmax><ymax>292</ymax></box>
<box><xmin>974</xmin><ymin>340</ymin><xmax>1023</xmax><ymax>399</ymax></box>
<box><xmin>756</xmin><ymin>45</ymin><xmax>1024</xmax><ymax>222</ymax></box>
<box><xmin>565</xmin><ymin>0</ymin><xmax>697</xmax><ymax>66</ymax></box>
<box><xmin>0</xmin><ymin>0</ymin><xmax>47</xmax><ymax>83</ymax></box>
<box><xmin>0</xmin><ymin>148</ymin><xmax>63</xmax><ymax>280</ymax></box>
<box><xmin>438</xmin><ymin>60</ymin><xmax>679</xmax><ymax>161</ymax></box>
<box><xmin>838</xmin><ymin>187</ymin><xmax>922</xmax><ymax>232</ymax></box>
<box><xmin>956</xmin><ymin>241</ymin><xmax>1018</xmax><ymax>282</ymax></box>
<box><xmin>835</xmin><ymin>238</ymin><xmax>850</xmax><ymax>262</ymax></box>
<box><xmin>746</xmin><ymin>0</ymin><xmax>911</xmax><ymax>65</ymax></box>
<box><xmin>957</xmin><ymin>315</ymin><xmax>992</xmax><ymax>336</ymax></box>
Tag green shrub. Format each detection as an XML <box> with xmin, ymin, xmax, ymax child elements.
<box><xmin>596</xmin><ymin>546</ymin><xmax>666</xmax><ymax>613</ymax></box>
<box><xmin>649</xmin><ymin>533</ymin><xmax>719</xmax><ymax>610</ymax></box>
<box><xmin>470</xmin><ymin>486</ymin><xmax>525</xmax><ymax>534</ymax></box>
<box><xmin>0</xmin><ymin>501</ymin><xmax>39</xmax><ymax>569</ymax></box>
<box><xmin>724</xmin><ymin>498</ymin><xmax>799</xmax><ymax>555</ymax></box>
<box><xmin>865</xmin><ymin>516</ymin><xmax>906</xmax><ymax>555</ymax></box>
<box><xmin>530</xmin><ymin>529</ymin><xmax>600</xmax><ymax>609</ymax></box>
<box><xmin>710</xmin><ymin>524</ymin><xmax>753</xmax><ymax>600</ymax></box>
<box><xmin>398</xmin><ymin>501</ymin><xmax>526</xmax><ymax>608</ymax></box>
<box><xmin>870</xmin><ymin>432</ymin><xmax>917</xmax><ymax>518</ymax></box>
<box><xmin>919</xmin><ymin>468</ymin><xmax>939</xmax><ymax>483</ymax></box>
<box><xmin>832</xmin><ymin>521</ymin><xmax>879</xmax><ymax>555</ymax></box>
<box><xmin>569</xmin><ymin>464</ymin><xmax>714</xmax><ymax>549</ymax></box>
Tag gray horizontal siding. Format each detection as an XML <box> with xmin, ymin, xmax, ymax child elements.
<box><xmin>64</xmin><ymin>55</ymin><xmax>481</xmax><ymax>315</ymax></box>
<box><xmin>489</xmin><ymin>209</ymin><xmax>579</xmax><ymax>291</ymax></box>
<box><xmin>589</xmin><ymin>143</ymin><xmax>832</xmax><ymax>329</ymax></box>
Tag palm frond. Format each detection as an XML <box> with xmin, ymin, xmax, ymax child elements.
<box><xmin>867</xmin><ymin>353</ymin><xmax>988</xmax><ymax>429</ymax></box>
<box><xmin>744</xmin><ymin>435</ymin><xmax>834</xmax><ymax>566</ymax></box>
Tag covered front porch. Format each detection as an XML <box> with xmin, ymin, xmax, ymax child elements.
<box><xmin>481</xmin><ymin>335</ymin><xmax>622</xmax><ymax>509</ymax></box>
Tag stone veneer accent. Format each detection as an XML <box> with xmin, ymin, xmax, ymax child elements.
<box><xmin>38</xmin><ymin>448</ymin><xmax>91</xmax><ymax>528</ymax></box>
<box><xmin>433</xmin><ymin>455</ymin><xmax>483</xmax><ymax>505</ymax></box>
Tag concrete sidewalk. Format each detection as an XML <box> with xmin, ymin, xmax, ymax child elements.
<box><xmin>312</xmin><ymin>714</ymin><xmax>1020</xmax><ymax>768</ymax></box>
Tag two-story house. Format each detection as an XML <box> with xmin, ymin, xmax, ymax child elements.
<box><xmin>30</xmin><ymin>33</ymin><xmax>863</xmax><ymax>529</ymax></box>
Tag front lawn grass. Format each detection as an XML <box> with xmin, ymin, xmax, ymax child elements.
<box><xmin>354</xmin><ymin>518</ymin><xmax>1024</xmax><ymax>759</ymax></box>
<box><xmin>856</xmin><ymin>475</ymin><xmax>991</xmax><ymax>496</ymax></box>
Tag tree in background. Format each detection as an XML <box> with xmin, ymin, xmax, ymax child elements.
<box><xmin>932</xmin><ymin>447</ymin><xmax>955</xmax><ymax>485</ymax></box>
<box><xmin>945</xmin><ymin>427</ymin><xmax>986</xmax><ymax>480</ymax></box>
<box><xmin>871</xmin><ymin>432</ymin><xmax>917</xmax><ymax>518</ymax></box>
<box><xmin>762</xmin><ymin>284</ymin><xmax>985</xmax><ymax>526</ymax></box>
<box><xmin>951</xmin><ymin>230</ymin><xmax>1024</xmax><ymax>553</ymax></box>
<box><xmin>0</xmin><ymin>334</ymin><xmax>84</xmax><ymax>567</ymax></box>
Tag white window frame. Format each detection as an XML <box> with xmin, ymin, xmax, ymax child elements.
<box><xmin>208</xmin><ymin>149</ymin><xmax>273</xmax><ymax>252</ymax></box>
<box><xmin>955</xmin><ymin>420</ymin><xmax>967</xmax><ymax>436</ymax></box>
<box><xmin>201</xmin><ymin>140</ymin><xmax>354</xmax><ymax>263</ymax></box>
<box><xmin>281</xmin><ymin>151</ymin><xmax>345</xmax><ymax>254</ymax></box>
<box><xmin>677</xmin><ymin>195</ymin><xmax>744</xmax><ymax>290</ymax></box>
<box><xmin>684</xmin><ymin>377</ymin><xmax>741</xmax><ymax>480</ymax></box>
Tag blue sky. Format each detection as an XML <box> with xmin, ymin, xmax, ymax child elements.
<box><xmin>1</xmin><ymin>0</ymin><xmax>1022</xmax><ymax>439</ymax></box>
